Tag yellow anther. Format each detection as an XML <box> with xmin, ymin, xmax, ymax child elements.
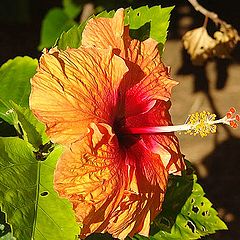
<box><xmin>186</xmin><ymin>111</ymin><xmax>217</xmax><ymax>137</ymax></box>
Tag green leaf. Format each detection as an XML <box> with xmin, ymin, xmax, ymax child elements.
<box><xmin>0</xmin><ymin>57</ymin><xmax>37</xmax><ymax>124</ymax></box>
<box><xmin>35</xmin><ymin>145</ymin><xmax>79</xmax><ymax>239</ymax></box>
<box><xmin>63</xmin><ymin>0</ymin><xmax>82</xmax><ymax>19</ymax></box>
<box><xmin>0</xmin><ymin>100</ymin><xmax>17</xmax><ymax>127</ymax></box>
<box><xmin>38</xmin><ymin>7</ymin><xmax>76</xmax><ymax>50</ymax></box>
<box><xmin>56</xmin><ymin>6</ymin><xmax>172</xmax><ymax>54</ymax></box>
<box><xmin>150</xmin><ymin>174</ymin><xmax>227</xmax><ymax>240</ymax></box>
<box><xmin>152</xmin><ymin>167</ymin><xmax>194</xmax><ymax>233</ymax></box>
<box><xmin>0</xmin><ymin>137</ymin><xmax>79</xmax><ymax>239</ymax></box>
<box><xmin>0</xmin><ymin>232</ymin><xmax>16</xmax><ymax>240</ymax></box>
<box><xmin>95</xmin><ymin>10</ymin><xmax>115</xmax><ymax>18</ymax></box>
<box><xmin>128</xmin><ymin>6</ymin><xmax>174</xmax><ymax>53</ymax></box>
<box><xmin>149</xmin><ymin>6</ymin><xmax>173</xmax><ymax>47</ymax></box>
<box><xmin>11</xmin><ymin>103</ymin><xmax>49</xmax><ymax>148</ymax></box>
<box><xmin>57</xmin><ymin>23</ymin><xmax>86</xmax><ymax>50</ymax></box>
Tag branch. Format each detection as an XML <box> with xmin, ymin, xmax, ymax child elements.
<box><xmin>80</xmin><ymin>2</ymin><xmax>95</xmax><ymax>23</ymax></box>
<box><xmin>187</xmin><ymin>0</ymin><xmax>225</xmax><ymax>25</ymax></box>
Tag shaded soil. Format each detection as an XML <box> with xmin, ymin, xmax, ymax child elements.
<box><xmin>163</xmin><ymin>40</ymin><xmax>240</xmax><ymax>239</ymax></box>
<box><xmin>162</xmin><ymin>3</ymin><xmax>240</xmax><ymax>239</ymax></box>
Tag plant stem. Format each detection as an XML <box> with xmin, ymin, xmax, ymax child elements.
<box><xmin>187</xmin><ymin>0</ymin><xmax>225</xmax><ymax>25</ymax></box>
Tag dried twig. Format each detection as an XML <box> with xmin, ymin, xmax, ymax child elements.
<box><xmin>80</xmin><ymin>2</ymin><xmax>95</xmax><ymax>23</ymax></box>
<box><xmin>187</xmin><ymin>0</ymin><xmax>225</xmax><ymax>25</ymax></box>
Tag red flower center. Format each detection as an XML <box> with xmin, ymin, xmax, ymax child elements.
<box><xmin>113</xmin><ymin>116</ymin><xmax>141</xmax><ymax>148</ymax></box>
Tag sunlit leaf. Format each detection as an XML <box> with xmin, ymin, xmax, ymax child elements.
<box><xmin>34</xmin><ymin>145</ymin><xmax>79</xmax><ymax>239</ymax></box>
<box><xmin>0</xmin><ymin>57</ymin><xmax>37</xmax><ymax>125</ymax></box>
<box><xmin>57</xmin><ymin>23</ymin><xmax>86</xmax><ymax>50</ymax></box>
<box><xmin>0</xmin><ymin>232</ymin><xmax>16</xmax><ymax>240</ymax></box>
<box><xmin>11</xmin><ymin>103</ymin><xmax>49</xmax><ymax>148</ymax></box>
<box><xmin>0</xmin><ymin>100</ymin><xmax>17</xmax><ymax>127</ymax></box>
<box><xmin>56</xmin><ymin>5</ymin><xmax>172</xmax><ymax>53</ymax></box>
<box><xmin>38</xmin><ymin>7</ymin><xmax>76</xmax><ymax>50</ymax></box>
<box><xmin>149</xmin><ymin>174</ymin><xmax>227</xmax><ymax>240</ymax></box>
<box><xmin>95</xmin><ymin>10</ymin><xmax>115</xmax><ymax>18</ymax></box>
<box><xmin>128</xmin><ymin>6</ymin><xmax>174</xmax><ymax>53</ymax></box>
<box><xmin>152</xmin><ymin>166</ymin><xmax>194</xmax><ymax>233</ymax></box>
<box><xmin>0</xmin><ymin>138</ymin><xmax>79</xmax><ymax>240</ymax></box>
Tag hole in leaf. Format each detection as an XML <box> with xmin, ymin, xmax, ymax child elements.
<box><xmin>186</xmin><ymin>220</ymin><xmax>196</xmax><ymax>233</ymax></box>
<box><xmin>202</xmin><ymin>226</ymin><xmax>206</xmax><ymax>232</ymax></box>
<box><xmin>0</xmin><ymin>211</ymin><xmax>11</xmax><ymax>235</ymax></box>
<box><xmin>137</xmin><ymin>12</ymin><xmax>140</xmax><ymax>16</ymax></box>
<box><xmin>191</xmin><ymin>198</ymin><xmax>194</xmax><ymax>204</ymax></box>
<box><xmin>40</xmin><ymin>191</ymin><xmax>49</xmax><ymax>197</ymax></box>
<box><xmin>202</xmin><ymin>210</ymin><xmax>208</xmax><ymax>216</ymax></box>
<box><xmin>201</xmin><ymin>202</ymin><xmax>204</xmax><ymax>206</ymax></box>
<box><xmin>192</xmin><ymin>205</ymin><xmax>200</xmax><ymax>213</ymax></box>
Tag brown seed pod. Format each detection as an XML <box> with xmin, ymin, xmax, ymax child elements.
<box><xmin>182</xmin><ymin>27</ymin><xmax>216</xmax><ymax>65</ymax></box>
<box><xmin>213</xmin><ymin>23</ymin><xmax>240</xmax><ymax>58</ymax></box>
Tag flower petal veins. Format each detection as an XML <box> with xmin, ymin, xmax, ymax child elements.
<box><xmin>30</xmin><ymin>47</ymin><xmax>128</xmax><ymax>145</ymax></box>
<box><xmin>30</xmin><ymin>8</ymin><xmax>185</xmax><ymax>240</ymax></box>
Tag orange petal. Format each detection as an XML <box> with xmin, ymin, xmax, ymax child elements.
<box><xmin>82</xmin><ymin>9</ymin><xmax>177</xmax><ymax>103</ymax></box>
<box><xmin>30</xmin><ymin>47</ymin><xmax>128</xmax><ymax>145</ymax></box>
<box><xmin>54</xmin><ymin>122</ymin><xmax>169</xmax><ymax>239</ymax></box>
<box><xmin>54</xmin><ymin>123</ymin><xmax>127</xmax><ymax>236</ymax></box>
<box><xmin>32</xmin><ymin>8</ymin><xmax>184</xmax><ymax>239</ymax></box>
<box><xmin>82</xmin><ymin>9</ymin><xmax>128</xmax><ymax>57</ymax></box>
<box><xmin>124</xmin><ymin>38</ymin><xmax>177</xmax><ymax>93</ymax></box>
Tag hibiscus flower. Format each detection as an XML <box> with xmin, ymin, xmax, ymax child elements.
<box><xmin>30</xmin><ymin>8</ymin><xmax>185</xmax><ymax>239</ymax></box>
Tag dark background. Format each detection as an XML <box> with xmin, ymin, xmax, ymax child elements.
<box><xmin>0</xmin><ymin>0</ymin><xmax>239</xmax><ymax>65</ymax></box>
<box><xmin>0</xmin><ymin>0</ymin><xmax>239</xmax><ymax>239</ymax></box>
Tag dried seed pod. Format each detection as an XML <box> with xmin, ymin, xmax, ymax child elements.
<box><xmin>182</xmin><ymin>27</ymin><xmax>216</xmax><ymax>65</ymax></box>
<box><xmin>213</xmin><ymin>23</ymin><xmax>240</xmax><ymax>58</ymax></box>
